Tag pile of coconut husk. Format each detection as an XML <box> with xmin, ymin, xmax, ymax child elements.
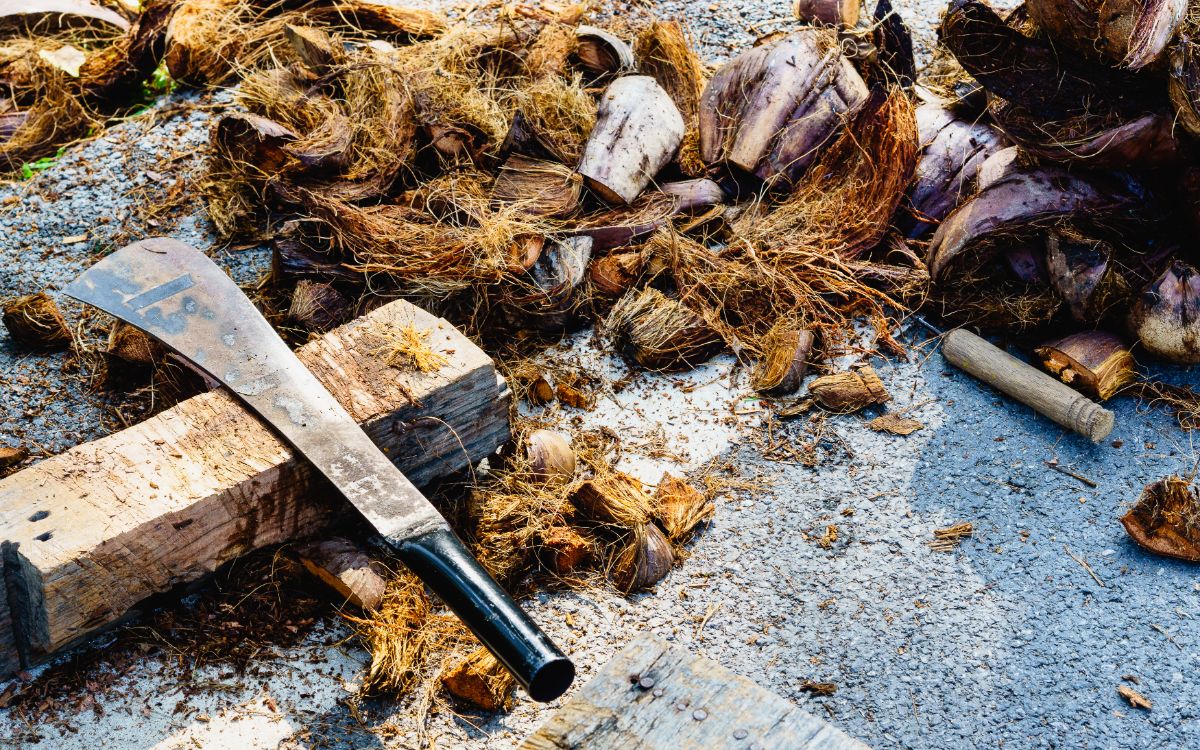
<box><xmin>195</xmin><ymin>0</ymin><xmax>926</xmax><ymax>399</ymax></box>
<box><xmin>907</xmin><ymin>0</ymin><xmax>1200</xmax><ymax>415</ymax></box>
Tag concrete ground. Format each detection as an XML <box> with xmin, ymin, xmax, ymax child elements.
<box><xmin>3</xmin><ymin>1</ymin><xmax>1199</xmax><ymax>748</ymax></box>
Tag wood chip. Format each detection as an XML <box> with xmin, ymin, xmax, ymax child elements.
<box><xmin>868</xmin><ymin>413</ymin><xmax>924</xmax><ymax>435</ymax></box>
<box><xmin>1117</xmin><ymin>685</ymin><xmax>1151</xmax><ymax>710</ymax></box>
<box><xmin>62</xmin><ymin>234</ymin><xmax>89</xmax><ymax>244</ymax></box>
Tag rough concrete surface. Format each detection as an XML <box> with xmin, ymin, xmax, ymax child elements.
<box><xmin>2</xmin><ymin>1</ymin><xmax>1198</xmax><ymax>748</ymax></box>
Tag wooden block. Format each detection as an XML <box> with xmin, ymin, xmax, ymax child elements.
<box><xmin>521</xmin><ymin>634</ymin><xmax>869</xmax><ymax>750</ymax></box>
<box><xmin>0</xmin><ymin>556</ymin><xmax>18</xmax><ymax>676</ymax></box>
<box><xmin>0</xmin><ymin>300</ymin><xmax>510</xmax><ymax>675</ymax></box>
<box><xmin>297</xmin><ymin>537</ymin><xmax>387</xmax><ymax>611</ymax></box>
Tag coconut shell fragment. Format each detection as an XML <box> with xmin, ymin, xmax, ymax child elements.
<box><xmin>699</xmin><ymin>29</ymin><xmax>869</xmax><ymax>186</ymax></box>
<box><xmin>2</xmin><ymin>292</ymin><xmax>70</xmax><ymax>349</ymax></box>
<box><xmin>1045</xmin><ymin>229</ymin><xmax>1137</xmax><ymax>325</ymax></box>
<box><xmin>808</xmin><ymin>366</ymin><xmax>890</xmax><ymax>412</ymax></box>
<box><xmin>1128</xmin><ymin>259</ymin><xmax>1200</xmax><ymax>364</ymax></box>
<box><xmin>792</xmin><ymin>0</ymin><xmax>860</xmax><ymax>28</ymax></box>
<box><xmin>577</xmin><ymin>75</ymin><xmax>684</xmax><ymax>205</ymax></box>
<box><xmin>605</xmin><ymin>287</ymin><xmax>723</xmax><ymax>372</ymax></box>
<box><xmin>441</xmin><ymin>647</ymin><xmax>516</xmax><ymax>711</ymax></box>
<box><xmin>501</xmin><ymin>235</ymin><xmax>593</xmax><ymax>330</ymax></box>
<box><xmin>751</xmin><ymin>325</ymin><xmax>815</xmax><ymax>397</ymax></box>
<box><xmin>0</xmin><ymin>445</ymin><xmax>29</xmax><ymax>475</ymax></box>
<box><xmin>588</xmin><ymin>250</ymin><xmax>645</xmax><ymax>298</ymax></box>
<box><xmin>573</xmin><ymin>25</ymin><xmax>635</xmax><ymax>81</ymax></box>
<box><xmin>539</xmin><ymin>525</ymin><xmax>592</xmax><ymax>575</ymax></box>
<box><xmin>1121</xmin><ymin>477</ymin><xmax>1200</xmax><ymax>562</ymax></box>
<box><xmin>1035</xmin><ymin>331</ymin><xmax>1137</xmax><ymax>402</ymax></box>
<box><xmin>574</xmin><ymin>472</ymin><xmax>654</xmax><ymax>528</ymax></box>
<box><xmin>654</xmin><ymin>474</ymin><xmax>714</xmax><ymax>543</ymax></box>
<box><xmin>212</xmin><ymin>112</ymin><xmax>298</xmax><ymax>173</ymax></box>
<box><xmin>610</xmin><ymin>523</ymin><xmax>674</xmax><ymax>592</ymax></box>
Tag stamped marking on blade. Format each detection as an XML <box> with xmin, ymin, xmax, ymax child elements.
<box><xmin>123</xmin><ymin>274</ymin><xmax>196</xmax><ymax>310</ymax></box>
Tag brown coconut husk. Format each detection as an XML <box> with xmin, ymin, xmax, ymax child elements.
<box><xmin>2</xmin><ymin>292</ymin><xmax>71</xmax><ymax>348</ymax></box>
<box><xmin>573</xmin><ymin>471</ymin><xmax>654</xmax><ymax>529</ymax></box>
<box><xmin>1127</xmin><ymin>380</ymin><xmax>1200</xmax><ymax>430</ymax></box>
<box><xmin>751</xmin><ymin>323</ymin><xmax>816</xmax><ymax>397</ymax></box>
<box><xmin>609</xmin><ymin>522</ymin><xmax>673</xmax><ymax>592</ymax></box>
<box><xmin>1121</xmin><ymin>476</ymin><xmax>1200</xmax><ymax>562</ymax></box>
<box><xmin>605</xmin><ymin>286</ymin><xmax>724</xmax><ymax>372</ymax></box>
<box><xmin>538</xmin><ymin>525</ymin><xmax>593</xmax><ymax>575</ymax></box>
<box><xmin>286</xmin><ymin>279</ymin><xmax>351</xmax><ymax>333</ymax></box>
<box><xmin>588</xmin><ymin>250</ymin><xmax>646</xmax><ymax>298</ymax></box>
<box><xmin>441</xmin><ymin>646</ymin><xmax>516</xmax><ymax>711</ymax></box>
<box><xmin>653</xmin><ymin>474</ymin><xmax>714</xmax><ymax>544</ymax></box>
<box><xmin>1035</xmin><ymin>331</ymin><xmax>1138</xmax><ymax>402</ymax></box>
<box><xmin>510</xmin><ymin>72</ymin><xmax>596</xmax><ymax>164</ymax></box>
<box><xmin>633</xmin><ymin>20</ymin><xmax>707</xmax><ymax>175</ymax></box>
<box><xmin>491</xmin><ymin>153</ymin><xmax>582</xmax><ymax>218</ymax></box>
<box><xmin>808</xmin><ymin>365</ymin><xmax>890</xmax><ymax>412</ymax></box>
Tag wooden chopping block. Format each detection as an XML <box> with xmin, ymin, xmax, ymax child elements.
<box><xmin>0</xmin><ymin>300</ymin><xmax>510</xmax><ymax>676</ymax></box>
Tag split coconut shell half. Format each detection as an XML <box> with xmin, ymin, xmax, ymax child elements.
<box><xmin>751</xmin><ymin>325</ymin><xmax>816</xmax><ymax>397</ymax></box>
<box><xmin>1026</xmin><ymin>0</ymin><xmax>1186</xmax><ymax>71</ymax></box>
<box><xmin>1128</xmin><ymin>259</ymin><xmax>1200</xmax><ymax>364</ymax></box>
<box><xmin>605</xmin><ymin>287</ymin><xmax>724</xmax><ymax>372</ymax></box>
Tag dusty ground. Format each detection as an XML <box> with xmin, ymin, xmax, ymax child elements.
<box><xmin>4</xmin><ymin>1</ymin><xmax>1199</xmax><ymax>748</ymax></box>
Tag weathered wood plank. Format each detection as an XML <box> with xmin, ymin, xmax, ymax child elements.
<box><xmin>521</xmin><ymin>633</ymin><xmax>869</xmax><ymax>750</ymax></box>
<box><xmin>0</xmin><ymin>300</ymin><xmax>509</xmax><ymax>674</ymax></box>
<box><xmin>0</xmin><ymin>556</ymin><xmax>17</xmax><ymax>676</ymax></box>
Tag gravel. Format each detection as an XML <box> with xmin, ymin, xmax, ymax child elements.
<box><xmin>1</xmin><ymin>2</ymin><xmax>1196</xmax><ymax>748</ymax></box>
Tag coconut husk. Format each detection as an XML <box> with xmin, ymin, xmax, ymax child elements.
<box><xmin>573</xmin><ymin>471</ymin><xmax>654</xmax><ymax>528</ymax></box>
<box><xmin>609</xmin><ymin>522</ymin><xmax>673</xmax><ymax>593</ymax></box>
<box><xmin>751</xmin><ymin>324</ymin><xmax>815</xmax><ymax>397</ymax></box>
<box><xmin>1035</xmin><ymin>331</ymin><xmax>1138</xmax><ymax>402</ymax></box>
<box><xmin>870</xmin><ymin>0</ymin><xmax>916</xmax><ymax>89</ymax></box>
<box><xmin>1044</xmin><ymin>228</ymin><xmax>1141</xmax><ymax>325</ymax></box>
<box><xmin>499</xmin><ymin>235</ymin><xmax>593</xmax><ymax>331</ymax></box>
<box><xmin>1170</xmin><ymin>11</ymin><xmax>1200</xmax><ymax>137</ymax></box>
<box><xmin>633</xmin><ymin>20</ymin><xmax>706</xmax><ymax>175</ymax></box>
<box><xmin>510</xmin><ymin>72</ymin><xmax>596</xmax><ymax>164</ymax></box>
<box><xmin>491</xmin><ymin>153</ymin><xmax>582</xmax><ymax>218</ymax></box>
<box><xmin>1027</xmin><ymin>0</ymin><xmax>1185</xmax><ymax>70</ymax></box>
<box><xmin>283</xmin><ymin>23</ymin><xmax>345</xmax><ymax>73</ymax></box>
<box><xmin>286</xmin><ymin>279</ymin><xmax>350</xmax><ymax>333</ymax></box>
<box><xmin>653</xmin><ymin>474</ymin><xmax>713</xmax><ymax>544</ymax></box>
<box><xmin>588</xmin><ymin>250</ymin><xmax>646</xmax><ymax>298</ymax></box>
<box><xmin>1128</xmin><ymin>258</ymin><xmax>1200</xmax><ymax>364</ymax></box>
<box><xmin>573</xmin><ymin>25</ymin><xmax>634</xmax><ymax>82</ymax></box>
<box><xmin>919</xmin><ymin>45</ymin><xmax>987</xmax><ymax>118</ymax></box>
<box><xmin>733</xmin><ymin>85</ymin><xmax>919</xmax><ymax>262</ymax></box>
<box><xmin>441</xmin><ymin>647</ymin><xmax>516</xmax><ymax>711</ymax></box>
<box><xmin>523</xmin><ymin>21</ymin><xmax>578</xmax><ymax>79</ymax></box>
<box><xmin>699</xmin><ymin>28</ymin><xmax>870</xmax><ymax>186</ymax></box>
<box><xmin>538</xmin><ymin>525</ymin><xmax>593</xmax><ymax>575</ymax></box>
<box><xmin>1127</xmin><ymin>380</ymin><xmax>1200</xmax><ymax>430</ymax></box>
<box><xmin>106</xmin><ymin>319</ymin><xmax>163</xmax><ymax>384</ymax></box>
<box><xmin>0</xmin><ymin>445</ymin><xmax>28</xmax><ymax>475</ymax></box>
<box><xmin>792</xmin><ymin>0</ymin><xmax>860</xmax><ymax>28</ymax></box>
<box><xmin>807</xmin><ymin>365</ymin><xmax>890</xmax><ymax>412</ymax></box>
<box><xmin>605</xmin><ymin>286</ymin><xmax>723</xmax><ymax>372</ymax></box>
<box><xmin>1121</xmin><ymin>476</ymin><xmax>1200</xmax><ymax>562</ymax></box>
<box><xmin>2</xmin><ymin>292</ymin><xmax>70</xmax><ymax>348</ymax></box>
<box><xmin>905</xmin><ymin>101</ymin><xmax>1007</xmax><ymax>239</ymax></box>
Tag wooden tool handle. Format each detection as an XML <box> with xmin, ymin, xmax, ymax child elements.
<box><xmin>941</xmin><ymin>329</ymin><xmax>1114</xmax><ymax>443</ymax></box>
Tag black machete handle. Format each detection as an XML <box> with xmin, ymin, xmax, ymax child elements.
<box><xmin>394</xmin><ymin>528</ymin><xmax>575</xmax><ymax>702</ymax></box>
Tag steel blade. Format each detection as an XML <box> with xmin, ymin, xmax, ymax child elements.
<box><xmin>63</xmin><ymin>238</ymin><xmax>445</xmax><ymax>541</ymax></box>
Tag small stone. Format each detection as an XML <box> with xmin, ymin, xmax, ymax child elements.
<box><xmin>638</xmin><ymin>676</ymin><xmax>656</xmax><ymax>690</ymax></box>
<box><xmin>733</xmin><ymin>730</ymin><xmax>748</xmax><ymax>740</ymax></box>
<box><xmin>652</xmin><ymin>688</ymin><xmax>664</xmax><ymax>697</ymax></box>
<box><xmin>692</xmin><ymin>709</ymin><xmax>707</xmax><ymax>721</ymax></box>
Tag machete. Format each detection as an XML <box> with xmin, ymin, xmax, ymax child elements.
<box><xmin>63</xmin><ymin>238</ymin><xmax>574</xmax><ymax>702</ymax></box>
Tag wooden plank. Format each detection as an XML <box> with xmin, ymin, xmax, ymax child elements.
<box><xmin>521</xmin><ymin>634</ymin><xmax>869</xmax><ymax>750</ymax></box>
<box><xmin>0</xmin><ymin>555</ymin><xmax>17</xmax><ymax>676</ymax></box>
<box><xmin>0</xmin><ymin>300</ymin><xmax>509</xmax><ymax>674</ymax></box>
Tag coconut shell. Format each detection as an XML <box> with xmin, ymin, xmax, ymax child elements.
<box><xmin>501</xmin><ymin>236</ymin><xmax>593</xmax><ymax>331</ymax></box>
<box><xmin>283</xmin><ymin>24</ymin><xmax>345</xmax><ymax>73</ymax></box>
<box><xmin>1128</xmin><ymin>259</ymin><xmax>1200</xmax><ymax>364</ymax></box>
<box><xmin>1170</xmin><ymin>38</ymin><xmax>1200</xmax><ymax>138</ymax></box>
<box><xmin>526</xmin><ymin>429</ymin><xmax>576</xmax><ymax>484</ymax></box>
<box><xmin>1027</xmin><ymin>0</ymin><xmax>1185</xmax><ymax>70</ymax></box>
<box><xmin>699</xmin><ymin>29</ymin><xmax>869</xmax><ymax>186</ymax></box>
<box><xmin>751</xmin><ymin>326</ymin><xmax>815</xmax><ymax>397</ymax></box>
<box><xmin>213</xmin><ymin>112</ymin><xmax>298</xmax><ymax>173</ymax></box>
<box><xmin>654</xmin><ymin>475</ymin><xmax>714</xmax><ymax>543</ymax></box>
<box><xmin>792</xmin><ymin>0</ymin><xmax>860</xmax><ymax>28</ymax></box>
<box><xmin>605</xmin><ymin>287</ymin><xmax>724</xmax><ymax>372</ymax></box>
<box><xmin>1035</xmin><ymin>331</ymin><xmax>1138</xmax><ymax>402</ymax></box>
<box><xmin>2</xmin><ymin>292</ymin><xmax>70</xmax><ymax>349</ymax></box>
<box><xmin>441</xmin><ymin>647</ymin><xmax>516</xmax><ymax>712</ymax></box>
<box><xmin>633</xmin><ymin>20</ymin><xmax>705</xmax><ymax>122</ymax></box>
<box><xmin>808</xmin><ymin>366</ymin><xmax>890</xmax><ymax>412</ymax></box>
<box><xmin>539</xmin><ymin>525</ymin><xmax>592</xmax><ymax>575</ymax></box>
<box><xmin>610</xmin><ymin>523</ymin><xmax>674</xmax><ymax>593</ymax></box>
<box><xmin>1121</xmin><ymin>477</ymin><xmax>1200</xmax><ymax>562</ymax></box>
<box><xmin>491</xmin><ymin>154</ymin><xmax>582</xmax><ymax>218</ymax></box>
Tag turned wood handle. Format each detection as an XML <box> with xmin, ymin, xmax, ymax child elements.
<box><xmin>941</xmin><ymin>329</ymin><xmax>1114</xmax><ymax>443</ymax></box>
